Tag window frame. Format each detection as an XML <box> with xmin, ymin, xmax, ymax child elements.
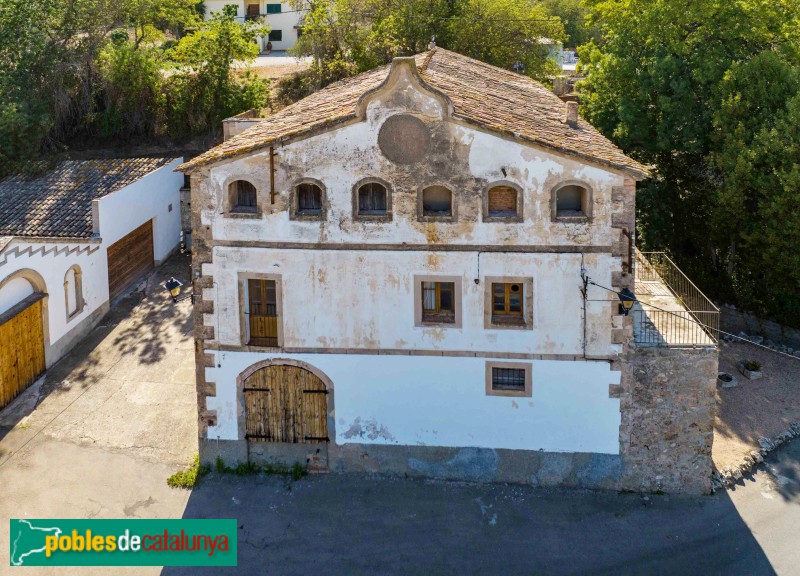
<box><xmin>483</xmin><ymin>276</ymin><xmax>534</xmax><ymax>330</ymax></box>
<box><xmin>290</xmin><ymin>179</ymin><xmax>326</xmax><ymax>221</ymax></box>
<box><xmin>551</xmin><ymin>180</ymin><xmax>593</xmax><ymax>222</ymax></box>
<box><xmin>483</xmin><ymin>181</ymin><xmax>523</xmax><ymax>222</ymax></box>
<box><xmin>417</xmin><ymin>184</ymin><xmax>457</xmax><ymax>223</ymax></box>
<box><xmin>265</xmin><ymin>3</ymin><xmax>282</xmax><ymax>13</ymax></box>
<box><xmin>63</xmin><ymin>265</ymin><xmax>84</xmax><ymax>321</ymax></box>
<box><xmin>413</xmin><ymin>275</ymin><xmax>463</xmax><ymax>328</ymax></box>
<box><xmin>225</xmin><ymin>178</ymin><xmax>261</xmax><ymax>218</ymax></box>
<box><xmin>238</xmin><ymin>272</ymin><xmax>284</xmax><ymax>349</ymax></box>
<box><xmin>268</xmin><ymin>29</ymin><xmax>283</xmax><ymax>42</ymax></box>
<box><xmin>485</xmin><ymin>361</ymin><xmax>533</xmax><ymax>397</ymax></box>
<box><xmin>352</xmin><ymin>177</ymin><xmax>393</xmax><ymax>221</ymax></box>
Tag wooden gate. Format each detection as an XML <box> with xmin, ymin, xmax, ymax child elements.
<box><xmin>0</xmin><ymin>295</ymin><xmax>46</xmax><ymax>410</ymax></box>
<box><xmin>244</xmin><ymin>365</ymin><xmax>328</xmax><ymax>443</ymax></box>
<box><xmin>107</xmin><ymin>220</ymin><xmax>155</xmax><ymax>300</ymax></box>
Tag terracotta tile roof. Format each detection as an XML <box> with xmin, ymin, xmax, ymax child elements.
<box><xmin>0</xmin><ymin>157</ymin><xmax>178</xmax><ymax>238</ymax></box>
<box><xmin>178</xmin><ymin>49</ymin><xmax>649</xmax><ymax>179</ymax></box>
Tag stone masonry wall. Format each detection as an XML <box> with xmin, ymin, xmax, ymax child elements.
<box><xmin>619</xmin><ymin>346</ymin><xmax>718</xmax><ymax>494</ymax></box>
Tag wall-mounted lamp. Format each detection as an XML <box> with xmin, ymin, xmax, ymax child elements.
<box><xmin>617</xmin><ymin>287</ymin><xmax>637</xmax><ymax>315</ymax></box>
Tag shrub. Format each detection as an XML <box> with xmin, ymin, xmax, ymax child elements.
<box><xmin>167</xmin><ymin>455</ymin><xmax>210</xmax><ymax>488</ymax></box>
<box><xmin>743</xmin><ymin>360</ymin><xmax>762</xmax><ymax>372</ymax></box>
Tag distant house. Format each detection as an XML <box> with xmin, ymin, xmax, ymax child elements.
<box><xmin>180</xmin><ymin>49</ymin><xmax>719</xmax><ymax>494</ymax></box>
<box><xmin>204</xmin><ymin>1</ymin><xmax>304</xmax><ymax>52</ymax></box>
<box><xmin>0</xmin><ymin>158</ymin><xmax>183</xmax><ymax>410</ymax></box>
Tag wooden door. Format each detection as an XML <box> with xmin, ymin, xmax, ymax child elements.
<box><xmin>0</xmin><ymin>295</ymin><xmax>45</xmax><ymax>410</ymax></box>
<box><xmin>107</xmin><ymin>220</ymin><xmax>154</xmax><ymax>300</ymax></box>
<box><xmin>247</xmin><ymin>279</ymin><xmax>278</xmax><ymax>346</ymax></box>
<box><xmin>244</xmin><ymin>365</ymin><xmax>328</xmax><ymax>443</ymax></box>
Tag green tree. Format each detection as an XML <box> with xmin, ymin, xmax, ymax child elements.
<box><xmin>709</xmin><ymin>51</ymin><xmax>800</xmax><ymax>319</ymax></box>
<box><xmin>166</xmin><ymin>11</ymin><xmax>270</xmax><ymax>135</ymax></box>
<box><xmin>578</xmin><ymin>0</ymin><xmax>800</xmax><ymax>323</ymax></box>
<box><xmin>447</xmin><ymin>0</ymin><xmax>565</xmax><ymax>80</ymax></box>
<box><xmin>289</xmin><ymin>0</ymin><xmax>564</xmax><ymax>96</ymax></box>
<box><xmin>540</xmin><ymin>0</ymin><xmax>597</xmax><ymax>48</ymax></box>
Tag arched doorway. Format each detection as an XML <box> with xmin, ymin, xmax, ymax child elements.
<box><xmin>0</xmin><ymin>269</ymin><xmax>48</xmax><ymax>410</ymax></box>
<box><xmin>240</xmin><ymin>360</ymin><xmax>332</xmax><ymax>469</ymax></box>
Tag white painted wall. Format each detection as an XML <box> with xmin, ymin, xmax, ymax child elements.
<box><xmin>206</xmin><ymin>122</ymin><xmax>624</xmax><ymax>249</ymax></box>
<box><xmin>0</xmin><ymin>276</ymin><xmax>35</xmax><ymax>315</ymax></box>
<box><xmin>204</xmin><ymin>1</ymin><xmax>302</xmax><ymax>51</ymax></box>
<box><xmin>208</xmin><ymin>247</ymin><xmax>614</xmax><ymax>356</ymax></box>
<box><xmin>95</xmin><ymin>158</ymin><xmax>183</xmax><ymax>262</ymax></box>
<box><xmin>0</xmin><ymin>240</ymin><xmax>105</xmax><ymax>347</ymax></box>
<box><xmin>0</xmin><ymin>158</ymin><xmax>183</xmax><ymax>365</ymax></box>
<box><xmin>206</xmin><ymin>351</ymin><xmax>622</xmax><ymax>454</ymax></box>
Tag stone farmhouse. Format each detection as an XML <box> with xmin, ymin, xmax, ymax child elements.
<box><xmin>0</xmin><ymin>158</ymin><xmax>183</xmax><ymax>411</ymax></box>
<box><xmin>179</xmin><ymin>49</ymin><xmax>719</xmax><ymax>493</ymax></box>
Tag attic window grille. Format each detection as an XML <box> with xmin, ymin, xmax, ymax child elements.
<box><xmin>297</xmin><ymin>183</ymin><xmax>322</xmax><ymax>215</ymax></box>
<box><xmin>231</xmin><ymin>180</ymin><xmax>257</xmax><ymax>213</ymax></box>
<box><xmin>491</xmin><ymin>367</ymin><xmax>526</xmax><ymax>391</ymax></box>
<box><xmin>358</xmin><ymin>182</ymin><xmax>388</xmax><ymax>215</ymax></box>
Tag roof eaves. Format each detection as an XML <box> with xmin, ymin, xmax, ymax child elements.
<box><xmin>451</xmin><ymin>114</ymin><xmax>651</xmax><ymax>180</ymax></box>
<box><xmin>176</xmin><ymin>114</ymin><xmax>360</xmax><ymax>173</ymax></box>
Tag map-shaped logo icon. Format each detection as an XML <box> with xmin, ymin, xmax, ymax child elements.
<box><xmin>10</xmin><ymin>519</ymin><xmax>62</xmax><ymax>566</ymax></box>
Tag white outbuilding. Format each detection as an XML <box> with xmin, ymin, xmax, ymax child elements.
<box><xmin>0</xmin><ymin>157</ymin><xmax>183</xmax><ymax>409</ymax></box>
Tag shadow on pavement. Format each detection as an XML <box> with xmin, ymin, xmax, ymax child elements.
<box><xmin>0</xmin><ymin>252</ymin><xmax>192</xmax><ymax>450</ymax></box>
<box><xmin>163</xmin><ymin>471</ymin><xmax>779</xmax><ymax>576</ymax></box>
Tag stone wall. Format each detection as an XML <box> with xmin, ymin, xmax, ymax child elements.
<box><xmin>619</xmin><ymin>345</ymin><xmax>718</xmax><ymax>494</ymax></box>
<box><xmin>720</xmin><ymin>304</ymin><xmax>800</xmax><ymax>350</ymax></box>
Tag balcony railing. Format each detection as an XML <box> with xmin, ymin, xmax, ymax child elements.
<box><xmin>633</xmin><ymin>250</ymin><xmax>719</xmax><ymax>347</ymax></box>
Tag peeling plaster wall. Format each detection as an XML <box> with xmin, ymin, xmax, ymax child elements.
<box><xmin>206</xmin><ymin>351</ymin><xmax>622</xmax><ymax>454</ymax></box>
<box><xmin>203</xmin><ymin>120</ymin><xmax>624</xmax><ymax>249</ymax></box>
<box><xmin>190</xmin><ymin>67</ymin><xmax>633</xmax><ymax>470</ymax></box>
<box><xmin>208</xmin><ymin>247</ymin><xmax>614</xmax><ymax>355</ymax></box>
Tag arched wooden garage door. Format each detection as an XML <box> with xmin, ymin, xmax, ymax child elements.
<box><xmin>107</xmin><ymin>220</ymin><xmax>154</xmax><ymax>300</ymax></box>
<box><xmin>244</xmin><ymin>365</ymin><xmax>329</xmax><ymax>443</ymax></box>
<box><xmin>0</xmin><ymin>295</ymin><xmax>45</xmax><ymax>410</ymax></box>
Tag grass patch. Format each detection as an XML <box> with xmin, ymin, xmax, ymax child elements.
<box><xmin>215</xmin><ymin>456</ymin><xmax>307</xmax><ymax>480</ymax></box>
<box><xmin>167</xmin><ymin>455</ymin><xmax>210</xmax><ymax>489</ymax></box>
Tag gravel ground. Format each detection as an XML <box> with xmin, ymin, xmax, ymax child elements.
<box><xmin>713</xmin><ymin>339</ymin><xmax>800</xmax><ymax>471</ymax></box>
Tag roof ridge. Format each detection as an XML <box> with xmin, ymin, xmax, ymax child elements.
<box><xmin>420</xmin><ymin>48</ymin><xmax>437</xmax><ymax>72</ymax></box>
<box><xmin>178</xmin><ymin>49</ymin><xmax>649</xmax><ymax>179</ymax></box>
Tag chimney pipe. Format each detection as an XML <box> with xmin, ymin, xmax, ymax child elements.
<box><xmin>565</xmin><ymin>101</ymin><xmax>579</xmax><ymax>128</ymax></box>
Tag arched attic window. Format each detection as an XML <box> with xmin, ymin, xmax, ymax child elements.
<box><xmin>485</xmin><ymin>184</ymin><xmax>522</xmax><ymax>221</ymax></box>
<box><xmin>420</xmin><ymin>185</ymin><xmax>454</xmax><ymax>220</ymax></box>
<box><xmin>229</xmin><ymin>180</ymin><xmax>258</xmax><ymax>214</ymax></box>
<box><xmin>294</xmin><ymin>182</ymin><xmax>324</xmax><ymax>219</ymax></box>
<box><xmin>552</xmin><ymin>183</ymin><xmax>592</xmax><ymax>221</ymax></box>
<box><xmin>354</xmin><ymin>179</ymin><xmax>392</xmax><ymax>220</ymax></box>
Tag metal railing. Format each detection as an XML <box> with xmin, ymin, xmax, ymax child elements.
<box><xmin>634</xmin><ymin>250</ymin><xmax>719</xmax><ymax>347</ymax></box>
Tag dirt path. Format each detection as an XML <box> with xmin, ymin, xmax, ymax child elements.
<box><xmin>713</xmin><ymin>340</ymin><xmax>800</xmax><ymax>471</ymax></box>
